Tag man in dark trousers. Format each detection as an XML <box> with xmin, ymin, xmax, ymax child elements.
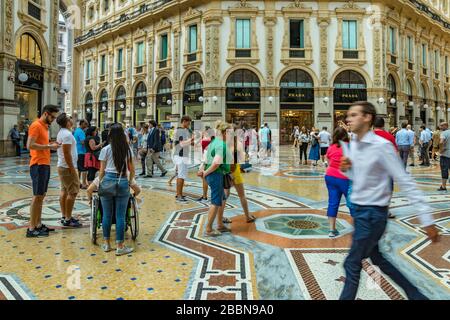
<box><xmin>9</xmin><ymin>125</ymin><xmax>21</xmax><ymax>156</ymax></box>
<box><xmin>145</xmin><ymin>120</ymin><xmax>167</xmax><ymax>178</ymax></box>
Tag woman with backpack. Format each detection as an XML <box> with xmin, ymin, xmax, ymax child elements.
<box><xmin>309</xmin><ymin>127</ymin><xmax>320</xmax><ymax>166</ymax></box>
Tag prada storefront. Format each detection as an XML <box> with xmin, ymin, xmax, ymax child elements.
<box><xmin>405</xmin><ymin>80</ymin><xmax>414</xmax><ymax>126</ymax></box>
<box><xmin>114</xmin><ymin>86</ymin><xmax>126</xmax><ymax>123</ymax></box>
<box><xmin>183</xmin><ymin>72</ymin><xmax>204</xmax><ymax>130</ymax></box>
<box><xmin>156</xmin><ymin>77</ymin><xmax>172</xmax><ymax>127</ymax></box>
<box><xmin>133</xmin><ymin>82</ymin><xmax>147</xmax><ymax>127</ymax></box>
<box><xmin>15</xmin><ymin>33</ymin><xmax>44</xmax><ymax>122</ymax></box>
<box><xmin>279</xmin><ymin>69</ymin><xmax>314</xmax><ymax>145</ymax></box>
<box><xmin>98</xmin><ymin>89</ymin><xmax>108</xmax><ymax>130</ymax></box>
<box><xmin>225</xmin><ymin>69</ymin><xmax>261</xmax><ymax>129</ymax></box>
<box><xmin>333</xmin><ymin>70</ymin><xmax>367</xmax><ymax>128</ymax></box>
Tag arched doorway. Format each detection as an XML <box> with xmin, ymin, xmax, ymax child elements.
<box><xmin>15</xmin><ymin>33</ymin><xmax>44</xmax><ymax>122</ymax></box>
<box><xmin>419</xmin><ymin>83</ymin><xmax>427</xmax><ymax>125</ymax></box>
<box><xmin>226</xmin><ymin>69</ymin><xmax>261</xmax><ymax>129</ymax></box>
<box><xmin>405</xmin><ymin>79</ymin><xmax>414</xmax><ymax>126</ymax></box>
<box><xmin>387</xmin><ymin>74</ymin><xmax>397</xmax><ymax>128</ymax></box>
<box><xmin>133</xmin><ymin>82</ymin><xmax>147</xmax><ymax>127</ymax></box>
<box><xmin>156</xmin><ymin>78</ymin><xmax>172</xmax><ymax>127</ymax></box>
<box><xmin>84</xmin><ymin>92</ymin><xmax>93</xmax><ymax>124</ymax></box>
<box><xmin>114</xmin><ymin>86</ymin><xmax>126</xmax><ymax>123</ymax></box>
<box><xmin>98</xmin><ymin>89</ymin><xmax>108</xmax><ymax>130</ymax></box>
<box><xmin>279</xmin><ymin>69</ymin><xmax>314</xmax><ymax>144</ymax></box>
<box><xmin>333</xmin><ymin>70</ymin><xmax>367</xmax><ymax>128</ymax></box>
<box><xmin>183</xmin><ymin>72</ymin><xmax>204</xmax><ymax>130</ymax></box>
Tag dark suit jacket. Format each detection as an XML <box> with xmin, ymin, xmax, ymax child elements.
<box><xmin>147</xmin><ymin>128</ymin><xmax>162</xmax><ymax>152</ymax></box>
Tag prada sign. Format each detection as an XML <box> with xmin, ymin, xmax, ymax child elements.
<box><xmin>280</xmin><ymin>88</ymin><xmax>314</xmax><ymax>103</ymax></box>
<box><xmin>226</xmin><ymin>88</ymin><xmax>260</xmax><ymax>103</ymax></box>
<box><xmin>334</xmin><ymin>89</ymin><xmax>367</xmax><ymax>104</ymax></box>
<box><xmin>15</xmin><ymin>60</ymin><xmax>44</xmax><ymax>90</ymax></box>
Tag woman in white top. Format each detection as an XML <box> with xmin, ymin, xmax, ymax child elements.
<box><xmin>98</xmin><ymin>123</ymin><xmax>135</xmax><ymax>256</ymax></box>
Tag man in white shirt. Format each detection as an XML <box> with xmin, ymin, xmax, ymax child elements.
<box><xmin>56</xmin><ymin>113</ymin><xmax>82</xmax><ymax>228</ymax></box>
<box><xmin>406</xmin><ymin>125</ymin><xmax>416</xmax><ymax>166</ymax></box>
<box><xmin>340</xmin><ymin>101</ymin><xmax>439</xmax><ymax>300</ymax></box>
<box><xmin>318</xmin><ymin>127</ymin><xmax>331</xmax><ymax>165</ymax></box>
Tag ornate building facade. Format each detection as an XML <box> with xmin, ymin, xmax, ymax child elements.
<box><xmin>0</xmin><ymin>0</ymin><xmax>79</xmax><ymax>156</ymax></box>
<box><xmin>4</xmin><ymin>0</ymin><xmax>450</xmax><ymax>153</ymax></box>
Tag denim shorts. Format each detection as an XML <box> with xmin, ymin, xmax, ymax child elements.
<box><xmin>30</xmin><ymin>165</ymin><xmax>50</xmax><ymax>196</ymax></box>
<box><xmin>205</xmin><ymin>171</ymin><xmax>226</xmax><ymax>206</ymax></box>
<box><xmin>440</xmin><ymin>156</ymin><xmax>450</xmax><ymax>179</ymax></box>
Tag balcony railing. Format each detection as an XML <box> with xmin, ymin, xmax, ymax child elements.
<box><xmin>159</xmin><ymin>60</ymin><xmax>167</xmax><ymax>69</ymax></box>
<box><xmin>235</xmin><ymin>49</ymin><xmax>251</xmax><ymax>58</ymax></box>
<box><xmin>289</xmin><ymin>50</ymin><xmax>305</xmax><ymax>58</ymax></box>
<box><xmin>75</xmin><ymin>0</ymin><xmax>174</xmax><ymax>44</ymax></box>
<box><xmin>28</xmin><ymin>2</ymin><xmax>41</xmax><ymax>20</ymax></box>
<box><xmin>343</xmin><ymin>50</ymin><xmax>358</xmax><ymax>59</ymax></box>
<box><xmin>135</xmin><ymin>66</ymin><xmax>143</xmax><ymax>74</ymax></box>
<box><xmin>187</xmin><ymin>53</ymin><xmax>197</xmax><ymax>62</ymax></box>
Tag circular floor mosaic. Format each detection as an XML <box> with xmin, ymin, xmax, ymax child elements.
<box><xmin>256</xmin><ymin>214</ymin><xmax>353</xmax><ymax>239</ymax></box>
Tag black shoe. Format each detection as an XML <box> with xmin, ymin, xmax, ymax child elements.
<box><xmin>161</xmin><ymin>171</ymin><xmax>168</xmax><ymax>177</ymax></box>
<box><xmin>437</xmin><ymin>186</ymin><xmax>447</xmax><ymax>191</ymax></box>
<box><xmin>196</xmin><ymin>197</ymin><xmax>208</xmax><ymax>202</ymax></box>
<box><xmin>388</xmin><ymin>212</ymin><xmax>396</xmax><ymax>219</ymax></box>
<box><xmin>60</xmin><ymin>217</ymin><xmax>65</xmax><ymax>224</ymax></box>
<box><xmin>62</xmin><ymin>218</ymin><xmax>83</xmax><ymax>228</ymax></box>
<box><xmin>26</xmin><ymin>228</ymin><xmax>49</xmax><ymax>238</ymax></box>
<box><xmin>145</xmin><ymin>175</ymin><xmax>153</xmax><ymax>178</ymax></box>
<box><xmin>139</xmin><ymin>172</ymin><xmax>146</xmax><ymax>176</ymax></box>
<box><xmin>409</xmin><ymin>164</ymin><xmax>415</xmax><ymax>167</ymax></box>
<box><xmin>39</xmin><ymin>224</ymin><xmax>55</xmax><ymax>232</ymax></box>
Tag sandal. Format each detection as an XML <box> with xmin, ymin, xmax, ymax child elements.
<box><xmin>222</xmin><ymin>217</ymin><xmax>232</xmax><ymax>224</ymax></box>
<box><xmin>217</xmin><ymin>226</ymin><xmax>232</xmax><ymax>233</ymax></box>
<box><xmin>246</xmin><ymin>215</ymin><xmax>256</xmax><ymax>223</ymax></box>
<box><xmin>205</xmin><ymin>229</ymin><xmax>221</xmax><ymax>237</ymax></box>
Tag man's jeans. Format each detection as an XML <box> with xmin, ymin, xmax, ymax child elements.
<box><xmin>340</xmin><ymin>205</ymin><xmax>428</xmax><ymax>300</ymax></box>
<box><xmin>421</xmin><ymin>142</ymin><xmax>430</xmax><ymax>165</ymax></box>
<box><xmin>398</xmin><ymin>145</ymin><xmax>410</xmax><ymax>168</ymax></box>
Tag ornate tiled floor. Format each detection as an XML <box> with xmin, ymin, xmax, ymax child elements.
<box><xmin>0</xmin><ymin>147</ymin><xmax>449</xmax><ymax>300</ymax></box>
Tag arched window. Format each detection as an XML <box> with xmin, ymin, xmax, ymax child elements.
<box><xmin>420</xmin><ymin>83</ymin><xmax>427</xmax><ymax>99</ymax></box>
<box><xmin>157</xmin><ymin>78</ymin><xmax>172</xmax><ymax>94</ymax></box>
<box><xmin>100</xmin><ymin>89</ymin><xmax>108</xmax><ymax>105</ymax></box>
<box><xmin>184</xmin><ymin>72</ymin><xmax>203</xmax><ymax>91</ymax></box>
<box><xmin>387</xmin><ymin>75</ymin><xmax>396</xmax><ymax>93</ymax></box>
<box><xmin>135</xmin><ymin>82</ymin><xmax>147</xmax><ymax>98</ymax></box>
<box><xmin>85</xmin><ymin>92</ymin><xmax>93</xmax><ymax>105</ymax></box>
<box><xmin>333</xmin><ymin>70</ymin><xmax>366</xmax><ymax>89</ymax></box>
<box><xmin>280</xmin><ymin>69</ymin><xmax>313</xmax><ymax>88</ymax></box>
<box><xmin>115</xmin><ymin>86</ymin><xmax>126</xmax><ymax>101</ymax></box>
<box><xmin>226</xmin><ymin>69</ymin><xmax>260</xmax><ymax>88</ymax></box>
<box><xmin>15</xmin><ymin>33</ymin><xmax>42</xmax><ymax>66</ymax></box>
<box><xmin>406</xmin><ymin>80</ymin><xmax>413</xmax><ymax>96</ymax></box>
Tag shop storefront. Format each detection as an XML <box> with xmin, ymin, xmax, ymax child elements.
<box><xmin>387</xmin><ymin>75</ymin><xmax>397</xmax><ymax>128</ymax></box>
<box><xmin>114</xmin><ymin>86</ymin><xmax>126</xmax><ymax>123</ymax></box>
<box><xmin>156</xmin><ymin>78</ymin><xmax>172</xmax><ymax>128</ymax></box>
<box><xmin>419</xmin><ymin>84</ymin><xmax>427</xmax><ymax>125</ymax></box>
<box><xmin>333</xmin><ymin>70</ymin><xmax>367</xmax><ymax>128</ymax></box>
<box><xmin>15</xmin><ymin>33</ymin><xmax>44</xmax><ymax>122</ymax></box>
<box><xmin>225</xmin><ymin>69</ymin><xmax>260</xmax><ymax>129</ymax></box>
<box><xmin>84</xmin><ymin>92</ymin><xmax>93</xmax><ymax>124</ymax></box>
<box><xmin>183</xmin><ymin>72</ymin><xmax>203</xmax><ymax>130</ymax></box>
<box><xmin>433</xmin><ymin>87</ymin><xmax>439</xmax><ymax>124</ymax></box>
<box><xmin>279</xmin><ymin>69</ymin><xmax>314</xmax><ymax>144</ymax></box>
<box><xmin>133</xmin><ymin>82</ymin><xmax>147</xmax><ymax>127</ymax></box>
<box><xmin>98</xmin><ymin>89</ymin><xmax>108</xmax><ymax>130</ymax></box>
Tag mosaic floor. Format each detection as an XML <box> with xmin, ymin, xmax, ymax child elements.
<box><xmin>0</xmin><ymin>147</ymin><xmax>449</xmax><ymax>300</ymax></box>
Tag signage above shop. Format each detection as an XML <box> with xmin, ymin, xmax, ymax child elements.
<box><xmin>226</xmin><ymin>88</ymin><xmax>260</xmax><ymax>103</ymax></box>
<box><xmin>333</xmin><ymin>89</ymin><xmax>367</xmax><ymax>104</ymax></box>
<box><xmin>280</xmin><ymin>88</ymin><xmax>314</xmax><ymax>103</ymax></box>
<box><xmin>15</xmin><ymin>60</ymin><xmax>44</xmax><ymax>90</ymax></box>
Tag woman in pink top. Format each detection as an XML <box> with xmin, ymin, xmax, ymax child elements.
<box><xmin>325</xmin><ymin>127</ymin><xmax>352</xmax><ymax>238</ymax></box>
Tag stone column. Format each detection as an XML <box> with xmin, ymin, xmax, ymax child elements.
<box><xmin>316</xmin><ymin>15</ymin><xmax>332</xmax><ymax>130</ymax></box>
<box><xmin>201</xmin><ymin>15</ymin><xmax>223</xmax><ymax>129</ymax></box>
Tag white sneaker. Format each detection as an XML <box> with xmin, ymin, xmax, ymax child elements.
<box><xmin>116</xmin><ymin>246</ymin><xmax>134</xmax><ymax>256</ymax></box>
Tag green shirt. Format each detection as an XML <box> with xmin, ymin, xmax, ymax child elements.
<box><xmin>205</xmin><ymin>138</ymin><xmax>231</xmax><ymax>174</ymax></box>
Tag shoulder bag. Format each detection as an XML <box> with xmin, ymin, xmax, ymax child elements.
<box><xmin>98</xmin><ymin>162</ymin><xmax>128</xmax><ymax>197</ymax></box>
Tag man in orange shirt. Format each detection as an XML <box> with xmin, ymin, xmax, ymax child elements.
<box><xmin>26</xmin><ymin>105</ymin><xmax>61</xmax><ymax>238</ymax></box>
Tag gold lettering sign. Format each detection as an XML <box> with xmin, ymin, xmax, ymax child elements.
<box><xmin>235</xmin><ymin>92</ymin><xmax>252</xmax><ymax>97</ymax></box>
<box><xmin>341</xmin><ymin>94</ymin><xmax>358</xmax><ymax>98</ymax></box>
<box><xmin>19</xmin><ymin>68</ymin><xmax>43</xmax><ymax>82</ymax></box>
<box><xmin>288</xmin><ymin>93</ymin><xmax>305</xmax><ymax>98</ymax></box>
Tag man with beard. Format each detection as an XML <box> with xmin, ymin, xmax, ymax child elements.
<box><xmin>26</xmin><ymin>105</ymin><xmax>61</xmax><ymax>237</ymax></box>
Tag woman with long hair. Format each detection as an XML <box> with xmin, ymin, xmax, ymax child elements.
<box><xmin>309</xmin><ymin>127</ymin><xmax>320</xmax><ymax>166</ymax></box>
<box><xmin>299</xmin><ymin>126</ymin><xmax>310</xmax><ymax>165</ymax></box>
<box><xmin>98</xmin><ymin>123</ymin><xmax>135</xmax><ymax>255</ymax></box>
<box><xmin>197</xmin><ymin>120</ymin><xmax>232</xmax><ymax>236</ymax></box>
<box><xmin>324</xmin><ymin>127</ymin><xmax>352</xmax><ymax>238</ymax></box>
<box><xmin>84</xmin><ymin>126</ymin><xmax>103</xmax><ymax>184</ymax></box>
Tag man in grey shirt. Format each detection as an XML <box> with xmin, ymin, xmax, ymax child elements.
<box><xmin>340</xmin><ymin>101</ymin><xmax>440</xmax><ymax>300</ymax></box>
<box><xmin>438</xmin><ymin>122</ymin><xmax>450</xmax><ymax>191</ymax></box>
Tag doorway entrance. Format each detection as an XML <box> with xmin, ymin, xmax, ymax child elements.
<box><xmin>226</xmin><ymin>109</ymin><xmax>260</xmax><ymax>129</ymax></box>
<box><xmin>280</xmin><ymin>110</ymin><xmax>313</xmax><ymax>144</ymax></box>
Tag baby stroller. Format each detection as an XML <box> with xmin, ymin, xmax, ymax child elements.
<box><xmin>90</xmin><ymin>194</ymin><xmax>140</xmax><ymax>245</ymax></box>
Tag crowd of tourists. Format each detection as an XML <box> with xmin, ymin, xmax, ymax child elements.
<box><xmin>21</xmin><ymin>99</ymin><xmax>443</xmax><ymax>299</ymax></box>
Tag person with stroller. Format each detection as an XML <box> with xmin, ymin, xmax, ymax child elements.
<box><xmin>98</xmin><ymin>123</ymin><xmax>136</xmax><ymax>256</ymax></box>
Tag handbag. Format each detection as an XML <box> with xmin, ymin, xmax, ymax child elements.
<box><xmin>223</xmin><ymin>173</ymin><xmax>234</xmax><ymax>190</ymax></box>
<box><xmin>98</xmin><ymin>163</ymin><xmax>128</xmax><ymax>197</ymax></box>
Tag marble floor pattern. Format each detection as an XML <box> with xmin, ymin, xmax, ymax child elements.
<box><xmin>0</xmin><ymin>147</ymin><xmax>449</xmax><ymax>300</ymax></box>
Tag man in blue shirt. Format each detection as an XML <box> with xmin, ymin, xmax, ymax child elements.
<box><xmin>419</xmin><ymin>125</ymin><xmax>431</xmax><ymax>166</ymax></box>
<box><xmin>73</xmin><ymin>120</ymin><xmax>89</xmax><ymax>188</ymax></box>
<box><xmin>395</xmin><ymin>122</ymin><xmax>414</xmax><ymax>168</ymax></box>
